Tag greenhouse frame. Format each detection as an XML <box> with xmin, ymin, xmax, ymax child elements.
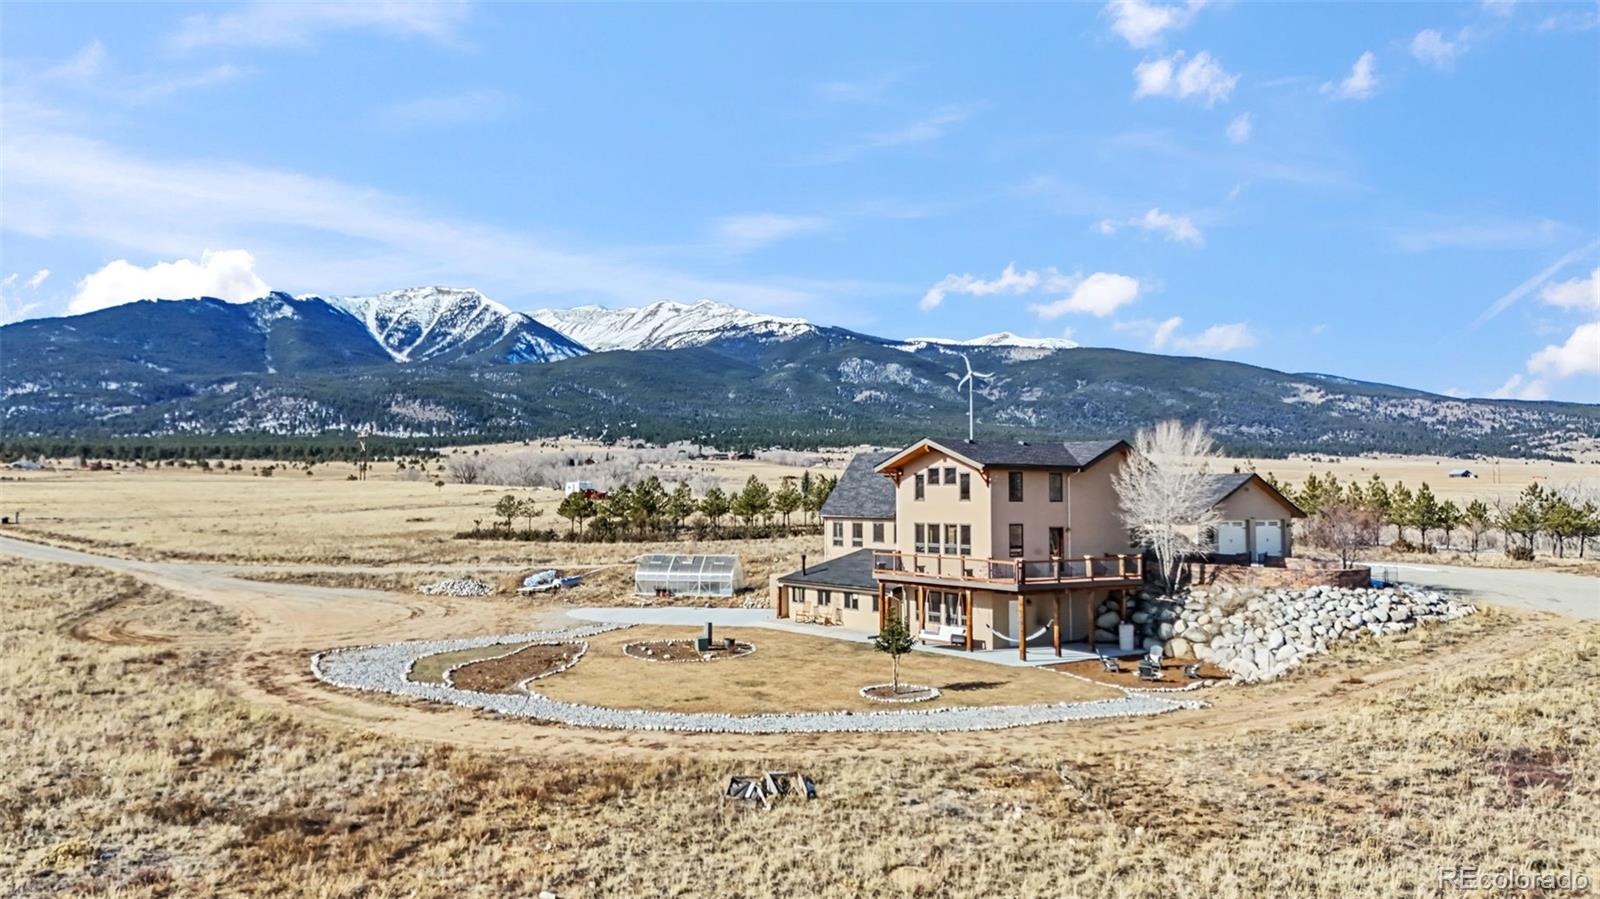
<box><xmin>633</xmin><ymin>553</ymin><xmax>745</xmax><ymax>598</ymax></box>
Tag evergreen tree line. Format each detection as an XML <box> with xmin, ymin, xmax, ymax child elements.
<box><xmin>1268</xmin><ymin>472</ymin><xmax>1600</xmax><ymax>560</ymax></box>
<box><xmin>462</xmin><ymin>472</ymin><xmax>839</xmax><ymax>543</ymax></box>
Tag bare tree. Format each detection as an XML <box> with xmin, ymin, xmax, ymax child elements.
<box><xmin>1112</xmin><ymin>420</ymin><xmax>1222</xmax><ymax>593</ymax></box>
<box><xmin>1304</xmin><ymin>502</ymin><xmax>1378</xmax><ymax>568</ymax></box>
<box><xmin>446</xmin><ymin>455</ymin><xmax>484</xmax><ymax>485</ymax></box>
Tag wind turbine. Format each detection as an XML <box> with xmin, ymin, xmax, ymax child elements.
<box><xmin>955</xmin><ymin>352</ymin><xmax>993</xmax><ymax>441</ymax></box>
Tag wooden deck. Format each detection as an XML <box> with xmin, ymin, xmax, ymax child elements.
<box><xmin>870</xmin><ymin>549</ymin><xmax>1143</xmax><ymax>592</ymax></box>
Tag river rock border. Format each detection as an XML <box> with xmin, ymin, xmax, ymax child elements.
<box><xmin>859</xmin><ymin>683</ymin><xmax>940</xmax><ymax>703</ymax></box>
<box><xmin>622</xmin><ymin>639</ymin><xmax>757</xmax><ymax>663</ymax></box>
<box><xmin>311</xmin><ymin>625</ymin><xmax>1202</xmax><ymax>734</ymax></box>
<box><xmin>439</xmin><ymin>640</ymin><xmax>590</xmax><ymax>690</ymax></box>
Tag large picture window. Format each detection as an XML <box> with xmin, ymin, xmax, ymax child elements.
<box><xmin>1008</xmin><ymin>471</ymin><xmax>1023</xmax><ymax>502</ymax></box>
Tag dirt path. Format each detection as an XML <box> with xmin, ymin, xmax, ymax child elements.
<box><xmin>2</xmin><ymin>534</ymin><xmax>1584</xmax><ymax>761</ymax></box>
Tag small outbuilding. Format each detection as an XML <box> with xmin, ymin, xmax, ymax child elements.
<box><xmin>634</xmin><ymin>553</ymin><xmax>744</xmax><ymax>598</ymax></box>
<box><xmin>1448</xmin><ymin>469</ymin><xmax>1476</xmax><ymax>478</ymax></box>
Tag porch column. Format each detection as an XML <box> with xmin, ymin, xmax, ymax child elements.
<box><xmin>877</xmin><ymin>581</ymin><xmax>887</xmax><ymax>631</ymax></box>
<box><xmin>964</xmin><ymin>589</ymin><xmax>973</xmax><ymax>651</ymax></box>
<box><xmin>777</xmin><ymin>585</ymin><xmax>789</xmax><ymax>619</ymax></box>
<box><xmin>1018</xmin><ymin>593</ymin><xmax>1027</xmax><ymax>660</ymax></box>
<box><xmin>917</xmin><ymin>585</ymin><xmax>926</xmax><ymax>633</ymax></box>
<box><xmin>1089</xmin><ymin>594</ymin><xmax>1096</xmax><ymax>652</ymax></box>
<box><xmin>1053</xmin><ymin>594</ymin><xmax>1061</xmax><ymax>657</ymax></box>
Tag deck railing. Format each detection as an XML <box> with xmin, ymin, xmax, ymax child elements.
<box><xmin>870</xmin><ymin>550</ymin><xmax>1142</xmax><ymax>587</ymax></box>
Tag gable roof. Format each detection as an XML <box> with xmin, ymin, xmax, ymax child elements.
<box><xmin>1202</xmin><ymin>472</ymin><xmax>1307</xmax><ymax>518</ymax></box>
<box><xmin>875</xmin><ymin>437</ymin><xmax>1129</xmax><ymax>474</ymax></box>
<box><xmin>819</xmin><ymin>451</ymin><xmax>896</xmax><ymax>520</ymax></box>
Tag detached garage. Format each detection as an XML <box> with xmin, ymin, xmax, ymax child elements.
<box><xmin>1203</xmin><ymin>474</ymin><xmax>1305</xmax><ymax>563</ymax></box>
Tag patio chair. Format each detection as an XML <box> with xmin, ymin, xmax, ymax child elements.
<box><xmin>1099</xmin><ymin>656</ymin><xmax>1121</xmax><ymax>674</ymax></box>
<box><xmin>1183</xmin><ymin>662</ymin><xmax>1204</xmax><ymax>680</ymax></box>
<box><xmin>1137</xmin><ymin>658</ymin><xmax>1163</xmax><ymax>681</ymax></box>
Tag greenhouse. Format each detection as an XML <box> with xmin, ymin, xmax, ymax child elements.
<box><xmin>633</xmin><ymin>553</ymin><xmax>745</xmax><ymax>598</ymax></box>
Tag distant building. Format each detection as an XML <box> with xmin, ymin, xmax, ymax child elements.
<box><xmin>1448</xmin><ymin>469</ymin><xmax>1476</xmax><ymax>478</ymax></box>
<box><xmin>563</xmin><ymin>480</ymin><xmax>595</xmax><ymax>495</ymax></box>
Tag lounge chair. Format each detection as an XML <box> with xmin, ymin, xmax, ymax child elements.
<box><xmin>1099</xmin><ymin>657</ymin><xmax>1121</xmax><ymax>674</ymax></box>
<box><xmin>1184</xmin><ymin>663</ymin><xmax>1204</xmax><ymax>680</ymax></box>
<box><xmin>919</xmin><ymin>624</ymin><xmax>966</xmax><ymax>646</ymax></box>
<box><xmin>1137</xmin><ymin>658</ymin><xmax>1163</xmax><ymax>681</ymax></box>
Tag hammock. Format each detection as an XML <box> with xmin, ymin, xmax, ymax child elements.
<box><xmin>987</xmin><ymin>618</ymin><xmax>1055</xmax><ymax>646</ymax></box>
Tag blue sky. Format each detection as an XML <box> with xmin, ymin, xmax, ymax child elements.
<box><xmin>2</xmin><ymin>1</ymin><xmax>1597</xmax><ymax>402</ymax></box>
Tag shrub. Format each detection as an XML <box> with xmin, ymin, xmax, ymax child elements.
<box><xmin>1507</xmin><ymin>544</ymin><xmax>1535</xmax><ymax>561</ymax></box>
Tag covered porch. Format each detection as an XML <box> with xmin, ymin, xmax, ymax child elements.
<box><xmin>877</xmin><ymin>580</ymin><xmax>1139</xmax><ymax>661</ymax></box>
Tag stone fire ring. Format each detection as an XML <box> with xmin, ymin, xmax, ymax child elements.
<box><xmin>859</xmin><ymin>683</ymin><xmax>940</xmax><ymax>704</ymax></box>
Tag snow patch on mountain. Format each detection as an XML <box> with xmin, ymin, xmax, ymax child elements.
<box><xmin>900</xmin><ymin>331</ymin><xmax>1078</xmax><ymax>351</ymax></box>
<box><xmin>533</xmin><ymin>299</ymin><xmax>814</xmax><ymax>351</ymax></box>
<box><xmin>323</xmin><ymin>287</ymin><xmax>586</xmax><ymax>363</ymax></box>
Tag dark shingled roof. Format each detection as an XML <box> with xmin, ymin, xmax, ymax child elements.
<box><xmin>881</xmin><ymin>438</ymin><xmax>1128</xmax><ymax>472</ymax></box>
<box><xmin>774</xmin><ymin>548</ymin><xmax>879</xmax><ymax>591</ymax></box>
<box><xmin>820</xmin><ymin>450</ymin><xmax>896</xmax><ymax>520</ymax></box>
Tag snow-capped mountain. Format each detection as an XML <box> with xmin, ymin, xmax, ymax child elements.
<box><xmin>327</xmin><ymin>287</ymin><xmax>587</xmax><ymax>363</ymax></box>
<box><xmin>533</xmin><ymin>299</ymin><xmax>816</xmax><ymax>352</ymax></box>
<box><xmin>901</xmin><ymin>332</ymin><xmax>1079</xmax><ymax>351</ymax></box>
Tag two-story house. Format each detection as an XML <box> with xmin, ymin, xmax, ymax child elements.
<box><xmin>776</xmin><ymin>436</ymin><xmax>1303</xmax><ymax>659</ymax></box>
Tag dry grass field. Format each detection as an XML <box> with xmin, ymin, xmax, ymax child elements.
<box><xmin>1223</xmin><ymin>452</ymin><xmax>1600</xmax><ymax>504</ymax></box>
<box><xmin>4</xmin><ymin>557</ymin><xmax>1596</xmax><ymax>898</ymax></box>
<box><xmin>524</xmin><ymin>625</ymin><xmax>1118</xmax><ymax>712</ymax></box>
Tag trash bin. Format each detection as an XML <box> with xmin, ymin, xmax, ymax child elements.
<box><xmin>1118</xmin><ymin>622</ymin><xmax>1136</xmax><ymax>652</ymax></box>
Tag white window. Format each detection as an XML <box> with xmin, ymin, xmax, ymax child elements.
<box><xmin>832</xmin><ymin>521</ymin><xmax>843</xmax><ymax>546</ymax></box>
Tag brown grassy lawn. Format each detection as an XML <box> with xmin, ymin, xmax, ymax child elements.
<box><xmin>530</xmin><ymin>626</ymin><xmax>1120</xmax><ymax>712</ymax></box>
<box><xmin>407</xmin><ymin>642</ymin><xmax>532</xmax><ymax>684</ymax></box>
<box><xmin>5</xmin><ymin>557</ymin><xmax>1597</xmax><ymax>898</ymax></box>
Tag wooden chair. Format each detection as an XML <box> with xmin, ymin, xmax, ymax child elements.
<box><xmin>1100</xmin><ymin>657</ymin><xmax>1121</xmax><ymax>674</ymax></box>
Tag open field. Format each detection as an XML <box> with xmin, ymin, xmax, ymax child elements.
<box><xmin>4</xmin><ymin>553</ymin><xmax>1596</xmax><ymax>898</ymax></box>
<box><xmin>1222</xmin><ymin>452</ymin><xmax>1600</xmax><ymax>504</ymax></box>
<box><xmin>525</xmin><ymin>625</ymin><xmax>1119</xmax><ymax>713</ymax></box>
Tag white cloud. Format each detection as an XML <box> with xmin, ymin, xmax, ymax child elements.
<box><xmin>1133</xmin><ymin>51</ymin><xmax>1238</xmax><ymax>107</ymax></box>
<box><xmin>1410</xmin><ymin>29</ymin><xmax>1460</xmax><ymax>69</ymax></box>
<box><xmin>1096</xmin><ymin>208</ymin><xmax>1204</xmax><ymax>246</ymax></box>
<box><xmin>69</xmin><ymin>250</ymin><xmax>271</xmax><ymax>314</ymax></box>
<box><xmin>378</xmin><ymin>89</ymin><xmax>514</xmax><ymax>128</ymax></box>
<box><xmin>1527</xmin><ymin>321</ymin><xmax>1600</xmax><ymax>379</ymax></box>
<box><xmin>1030</xmin><ymin>273</ymin><xmax>1142</xmax><ymax>319</ymax></box>
<box><xmin>1225</xmin><ymin>112</ymin><xmax>1253</xmax><ymax>144</ymax></box>
<box><xmin>1481</xmin><ymin>0</ymin><xmax>1516</xmax><ymax>16</ymax></box>
<box><xmin>1393</xmin><ymin>217</ymin><xmax>1566</xmax><ymax>253</ymax></box>
<box><xmin>1127</xmin><ymin>315</ymin><xmax>1256</xmax><ymax>354</ymax></box>
<box><xmin>1490</xmin><ymin>373</ymin><xmax>1549</xmax><ymax>401</ymax></box>
<box><xmin>1476</xmin><ymin>239</ymin><xmax>1600</xmax><ymax>323</ymax></box>
<box><xmin>42</xmin><ymin>40</ymin><xmax>108</xmax><ymax>82</ymax></box>
<box><xmin>816</xmin><ymin>73</ymin><xmax>900</xmax><ymax>104</ymax></box>
<box><xmin>1</xmin><ymin>121</ymin><xmax>851</xmax><ymax>318</ymax></box>
<box><xmin>1103</xmin><ymin>0</ymin><xmax>1209</xmax><ymax>48</ymax></box>
<box><xmin>1322</xmin><ymin>51</ymin><xmax>1379</xmax><ymax>101</ymax></box>
<box><xmin>1539</xmin><ymin>267</ymin><xmax>1600</xmax><ymax>312</ymax></box>
<box><xmin>920</xmin><ymin>263</ymin><xmax>1064</xmax><ymax>311</ymax></box>
<box><xmin>24</xmin><ymin>269</ymin><xmax>50</xmax><ymax>289</ymax></box>
<box><xmin>170</xmin><ymin>0</ymin><xmax>470</xmax><ymax>51</ymax></box>
<box><xmin>714</xmin><ymin>213</ymin><xmax>830</xmax><ymax>254</ymax></box>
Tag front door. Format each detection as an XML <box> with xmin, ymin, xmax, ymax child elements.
<box><xmin>1008</xmin><ymin>598</ymin><xmax>1020</xmax><ymax>642</ymax></box>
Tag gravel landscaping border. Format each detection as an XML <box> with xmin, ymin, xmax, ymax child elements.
<box><xmin>859</xmin><ymin>683</ymin><xmax>940</xmax><ymax>704</ymax></box>
<box><xmin>622</xmin><ymin>639</ymin><xmax>757</xmax><ymax>663</ymax></box>
<box><xmin>441</xmin><ymin>640</ymin><xmax>589</xmax><ymax>691</ymax></box>
<box><xmin>311</xmin><ymin>625</ymin><xmax>1202</xmax><ymax>734</ymax></box>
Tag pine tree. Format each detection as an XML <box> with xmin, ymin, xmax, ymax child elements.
<box><xmin>874</xmin><ymin>608</ymin><xmax>917</xmax><ymax>695</ymax></box>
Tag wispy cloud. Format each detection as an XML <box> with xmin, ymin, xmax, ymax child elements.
<box><xmin>1096</xmin><ymin>208</ymin><xmax>1204</xmax><ymax>246</ymax></box>
<box><xmin>1322</xmin><ymin>51</ymin><xmax>1379</xmax><ymax>100</ymax></box>
<box><xmin>1410</xmin><ymin>29</ymin><xmax>1462</xmax><ymax>70</ymax></box>
<box><xmin>377</xmin><ymin>89</ymin><xmax>513</xmax><ymax>128</ymax></box>
<box><xmin>815</xmin><ymin>72</ymin><xmax>902</xmax><ymax>104</ymax></box>
<box><xmin>1121</xmin><ymin>315</ymin><xmax>1256</xmax><ymax>354</ymax></box>
<box><xmin>1133</xmin><ymin>51</ymin><xmax>1238</xmax><ymax>107</ymax></box>
<box><xmin>802</xmin><ymin>105</ymin><xmax>973</xmax><ymax>165</ymax></box>
<box><xmin>169</xmin><ymin>0</ymin><xmax>471</xmax><ymax>51</ymax></box>
<box><xmin>0</xmin><ymin>270</ymin><xmax>52</xmax><ymax>324</ymax></box>
<box><xmin>1225</xmin><ymin>112</ymin><xmax>1253</xmax><ymax>144</ymax></box>
<box><xmin>1392</xmin><ymin>217</ymin><xmax>1571</xmax><ymax>253</ymax></box>
<box><xmin>713</xmin><ymin>213</ymin><xmax>830</xmax><ymax>254</ymax></box>
<box><xmin>1476</xmin><ymin>239</ymin><xmax>1600</xmax><ymax>324</ymax></box>
<box><xmin>1103</xmin><ymin>0</ymin><xmax>1210</xmax><ymax>49</ymax></box>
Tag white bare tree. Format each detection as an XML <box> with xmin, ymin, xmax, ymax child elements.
<box><xmin>1113</xmin><ymin>419</ymin><xmax>1223</xmax><ymax>592</ymax></box>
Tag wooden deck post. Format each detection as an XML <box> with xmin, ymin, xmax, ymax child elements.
<box><xmin>1018</xmin><ymin>593</ymin><xmax>1028</xmax><ymax>660</ymax></box>
<box><xmin>1053</xmin><ymin>594</ymin><xmax>1062</xmax><ymax>657</ymax></box>
<box><xmin>878</xmin><ymin>581</ymin><xmax>887</xmax><ymax>631</ymax></box>
<box><xmin>964</xmin><ymin>589</ymin><xmax>973</xmax><ymax>651</ymax></box>
<box><xmin>1089</xmin><ymin>594</ymin><xmax>1096</xmax><ymax>652</ymax></box>
<box><xmin>917</xmin><ymin>585</ymin><xmax>926</xmax><ymax>632</ymax></box>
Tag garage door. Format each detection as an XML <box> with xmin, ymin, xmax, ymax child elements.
<box><xmin>1216</xmin><ymin>521</ymin><xmax>1247</xmax><ymax>555</ymax></box>
<box><xmin>1254</xmin><ymin>520</ymin><xmax>1284</xmax><ymax>557</ymax></box>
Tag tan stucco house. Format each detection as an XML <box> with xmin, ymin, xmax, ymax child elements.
<box><xmin>776</xmin><ymin>436</ymin><xmax>1303</xmax><ymax>658</ymax></box>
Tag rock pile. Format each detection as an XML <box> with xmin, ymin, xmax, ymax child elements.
<box><xmin>1098</xmin><ymin>585</ymin><xmax>1474</xmax><ymax>683</ymax></box>
<box><xmin>418</xmin><ymin>577</ymin><xmax>493</xmax><ymax>597</ymax></box>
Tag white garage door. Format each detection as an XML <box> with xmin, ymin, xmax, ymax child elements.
<box><xmin>1217</xmin><ymin>521</ymin><xmax>1248</xmax><ymax>555</ymax></box>
<box><xmin>1254</xmin><ymin>520</ymin><xmax>1284</xmax><ymax>557</ymax></box>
